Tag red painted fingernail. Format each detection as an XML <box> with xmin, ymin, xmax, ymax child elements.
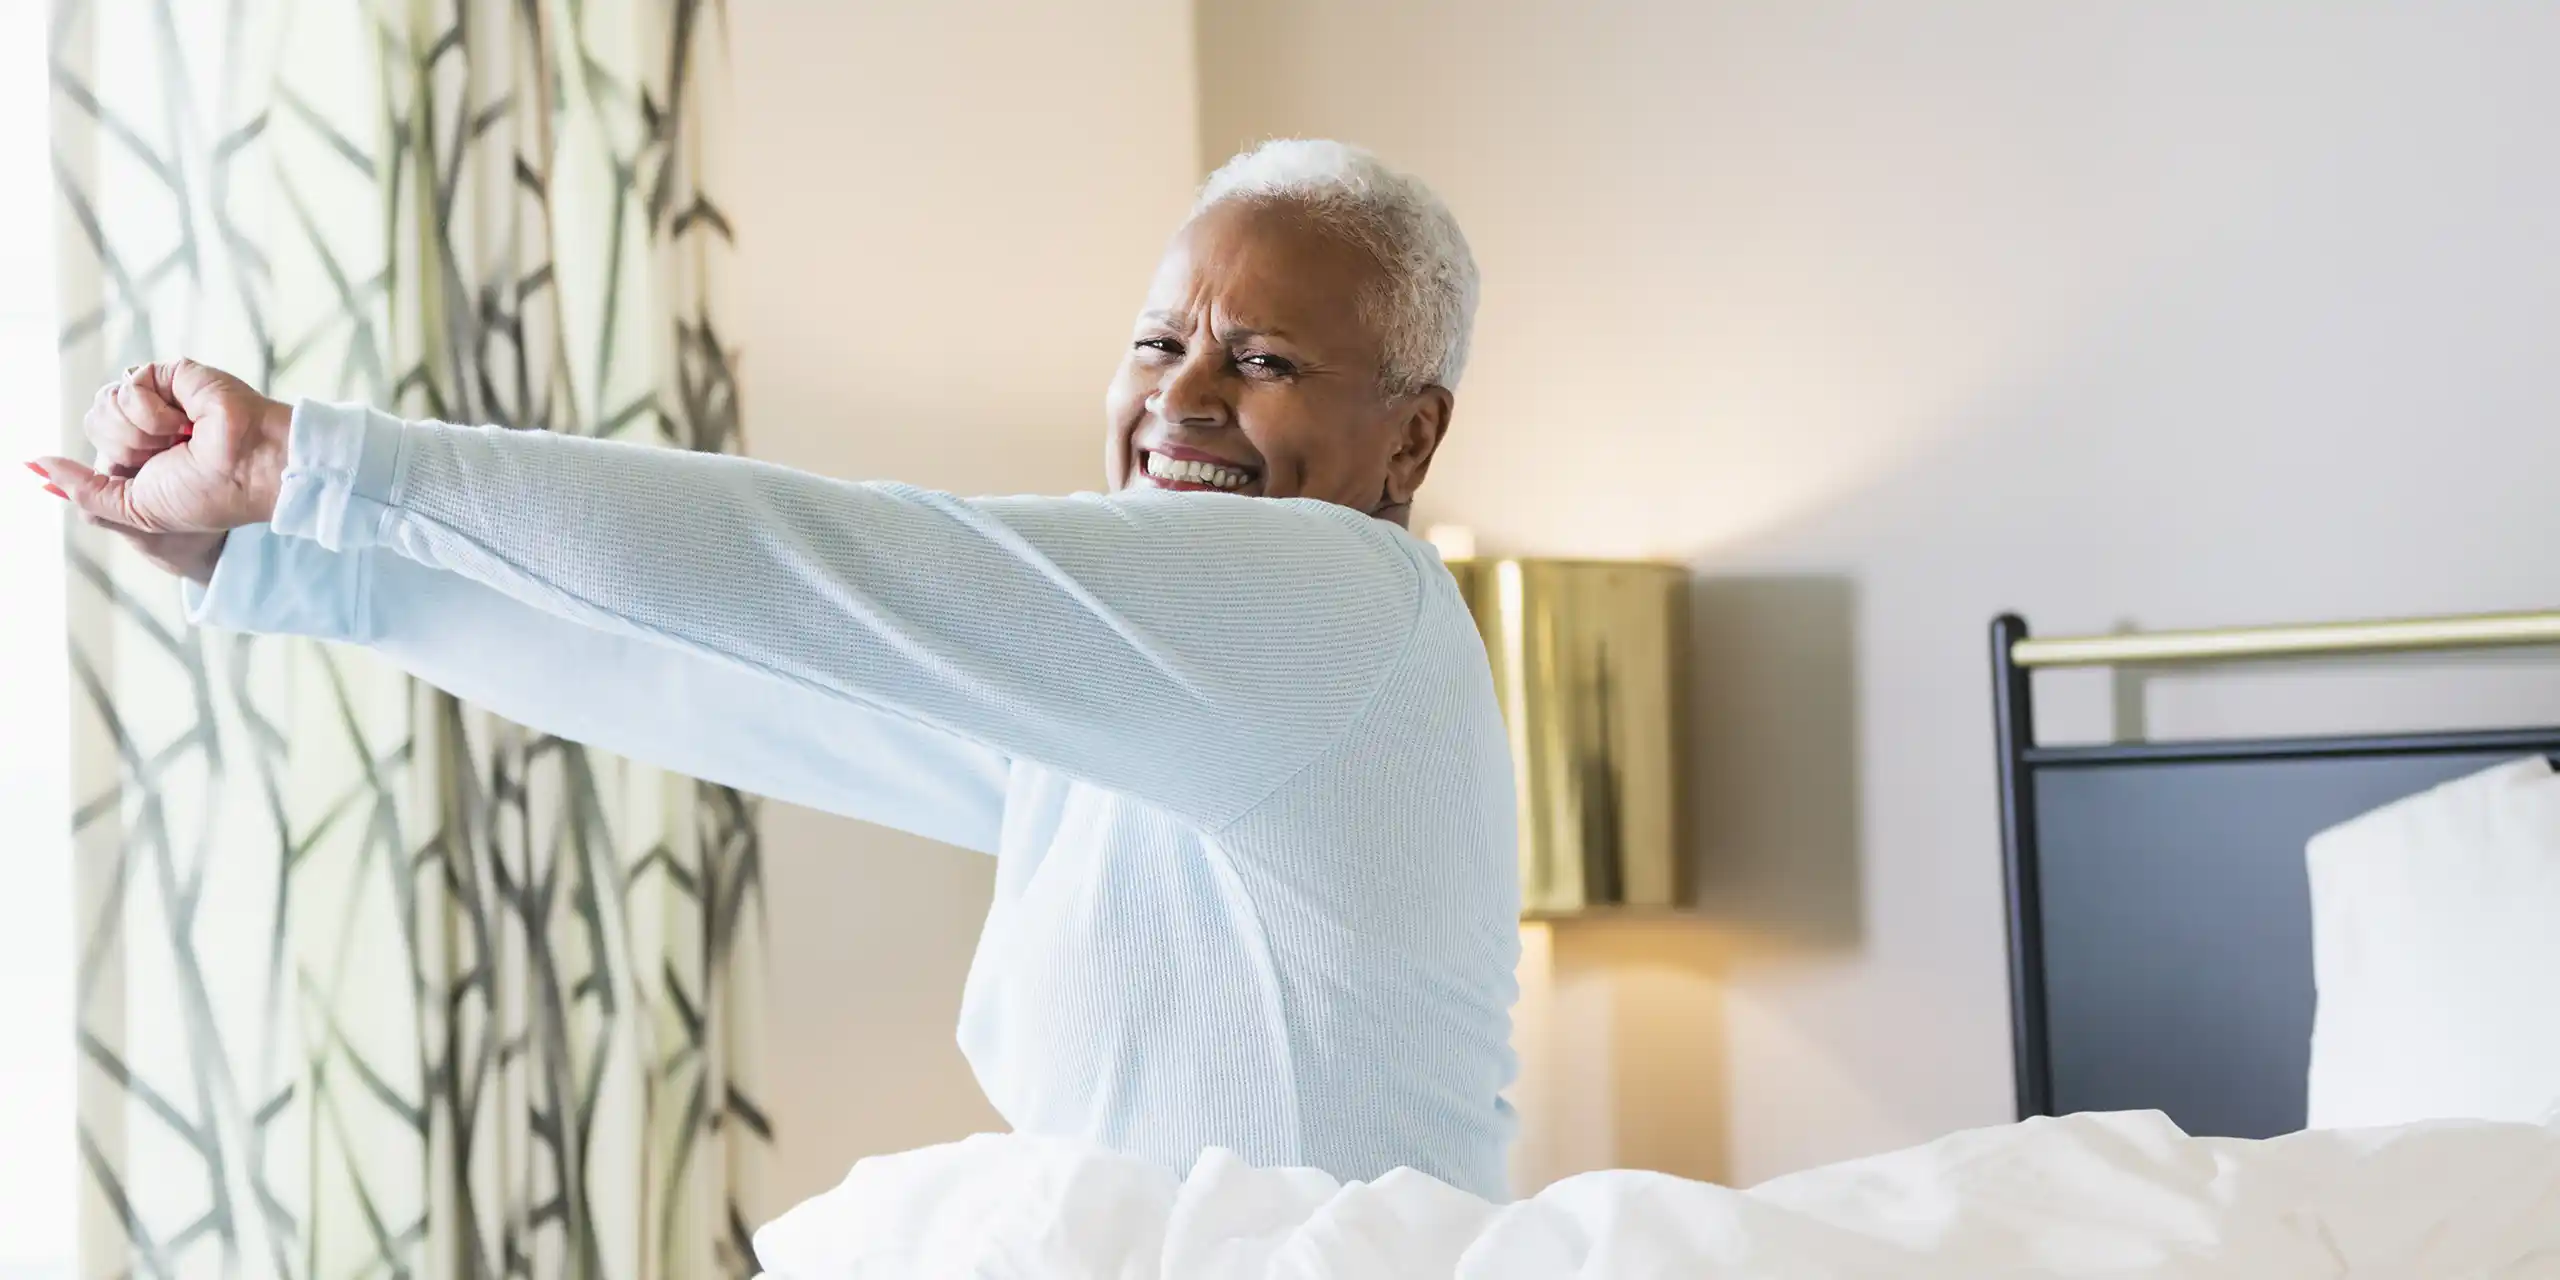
<box><xmin>23</xmin><ymin>461</ymin><xmax>46</xmax><ymax>479</ymax></box>
<box><xmin>42</xmin><ymin>484</ymin><xmax>67</xmax><ymax>500</ymax></box>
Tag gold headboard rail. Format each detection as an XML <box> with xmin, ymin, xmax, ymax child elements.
<box><xmin>2009</xmin><ymin>608</ymin><xmax>2560</xmax><ymax>669</ymax></box>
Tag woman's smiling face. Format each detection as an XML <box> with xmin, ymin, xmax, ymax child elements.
<box><xmin>1104</xmin><ymin>200</ymin><xmax>1453</xmax><ymax>524</ymax></box>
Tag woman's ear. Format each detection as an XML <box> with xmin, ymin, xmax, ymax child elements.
<box><xmin>1381</xmin><ymin>386</ymin><xmax>1455</xmax><ymax>506</ymax></box>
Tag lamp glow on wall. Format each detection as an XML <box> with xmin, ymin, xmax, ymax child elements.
<box><xmin>1431</xmin><ymin>528</ymin><xmax>1688</xmax><ymax>918</ymax></box>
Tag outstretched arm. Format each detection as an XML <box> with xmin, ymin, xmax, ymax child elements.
<box><xmin>46</xmin><ymin>363</ymin><xmax>1009</xmax><ymax>850</ymax></box>
<box><xmin>37</xmin><ymin>360</ymin><xmax>1427</xmax><ymax>830</ymax></box>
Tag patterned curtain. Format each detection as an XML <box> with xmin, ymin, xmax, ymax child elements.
<box><xmin>49</xmin><ymin>2</ymin><xmax>770</xmax><ymax>1277</ymax></box>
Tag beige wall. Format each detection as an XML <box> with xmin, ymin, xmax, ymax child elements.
<box><xmin>737</xmin><ymin>0</ymin><xmax>2560</xmax><ymax>1211</ymax></box>
<box><xmin>1201</xmin><ymin>0</ymin><xmax>2560</xmax><ymax>1188</ymax></box>
<box><xmin>728</xmin><ymin>0</ymin><xmax>1199</xmax><ymax>1214</ymax></box>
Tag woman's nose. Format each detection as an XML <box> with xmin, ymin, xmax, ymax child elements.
<box><xmin>1150</xmin><ymin>353</ymin><xmax>1233</xmax><ymax>427</ymax></box>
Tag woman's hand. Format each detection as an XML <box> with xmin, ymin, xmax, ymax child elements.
<box><xmin>29</xmin><ymin>359</ymin><xmax>291</xmax><ymax>536</ymax></box>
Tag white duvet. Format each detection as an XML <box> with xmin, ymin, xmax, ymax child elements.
<box><xmin>754</xmin><ymin>1110</ymin><xmax>2560</xmax><ymax>1278</ymax></box>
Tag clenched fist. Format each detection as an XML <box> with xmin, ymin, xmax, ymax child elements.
<box><xmin>40</xmin><ymin>358</ymin><xmax>291</xmax><ymax>532</ymax></box>
<box><xmin>29</xmin><ymin>359</ymin><xmax>293</xmax><ymax>583</ymax></box>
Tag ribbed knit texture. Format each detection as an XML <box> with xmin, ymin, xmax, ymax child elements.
<box><xmin>216</xmin><ymin>399</ymin><xmax>1522</xmax><ymax>1196</ymax></box>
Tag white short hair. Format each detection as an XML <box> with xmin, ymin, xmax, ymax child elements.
<box><xmin>1195</xmin><ymin>139</ymin><xmax>1480</xmax><ymax>394</ymax></box>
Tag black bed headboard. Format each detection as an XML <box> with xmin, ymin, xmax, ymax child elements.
<box><xmin>1989</xmin><ymin>612</ymin><xmax>2560</xmax><ymax>1135</ymax></box>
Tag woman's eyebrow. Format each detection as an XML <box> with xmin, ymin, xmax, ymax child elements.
<box><xmin>1216</xmin><ymin>322</ymin><xmax>1294</xmax><ymax>344</ymax></box>
<box><xmin>1139</xmin><ymin>309</ymin><xmax>1298</xmax><ymax>345</ymax></box>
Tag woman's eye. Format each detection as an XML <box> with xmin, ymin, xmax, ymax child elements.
<box><xmin>1135</xmin><ymin>337</ymin><xmax>1183</xmax><ymax>357</ymax></box>
<box><xmin>1239</xmin><ymin>353</ymin><xmax>1296</xmax><ymax>378</ymax></box>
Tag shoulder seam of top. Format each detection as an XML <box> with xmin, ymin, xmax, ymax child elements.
<box><xmin>1212</xmin><ymin>523</ymin><xmax>1431</xmax><ymax>834</ymax></box>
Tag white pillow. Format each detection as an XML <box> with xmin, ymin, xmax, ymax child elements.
<box><xmin>2305</xmin><ymin>755</ymin><xmax>2560</xmax><ymax>1130</ymax></box>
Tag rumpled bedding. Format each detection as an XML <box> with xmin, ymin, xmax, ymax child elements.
<box><xmin>753</xmin><ymin>1109</ymin><xmax>2560</xmax><ymax>1277</ymax></box>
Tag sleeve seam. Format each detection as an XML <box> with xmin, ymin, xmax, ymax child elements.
<box><xmin>354</xmin><ymin>424</ymin><xmax>410</xmax><ymax>635</ymax></box>
<box><xmin>372</xmin><ymin>414</ymin><xmax>414</xmax><ymax>548</ymax></box>
<box><xmin>1212</xmin><ymin>529</ymin><xmax>1430</xmax><ymax>835</ymax></box>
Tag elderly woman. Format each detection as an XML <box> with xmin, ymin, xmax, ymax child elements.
<box><xmin>34</xmin><ymin>141</ymin><xmax>1520</xmax><ymax>1198</ymax></box>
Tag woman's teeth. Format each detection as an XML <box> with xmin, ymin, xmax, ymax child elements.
<box><xmin>1145</xmin><ymin>452</ymin><xmax>1250</xmax><ymax>490</ymax></box>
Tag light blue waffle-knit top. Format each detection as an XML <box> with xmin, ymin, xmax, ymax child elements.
<box><xmin>189</xmin><ymin>400</ymin><xmax>1522</xmax><ymax>1197</ymax></box>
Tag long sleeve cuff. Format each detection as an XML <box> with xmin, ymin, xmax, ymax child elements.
<box><xmin>182</xmin><ymin>523</ymin><xmax>369</xmax><ymax>641</ymax></box>
<box><xmin>271</xmin><ymin>399</ymin><xmax>410</xmax><ymax>553</ymax></box>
